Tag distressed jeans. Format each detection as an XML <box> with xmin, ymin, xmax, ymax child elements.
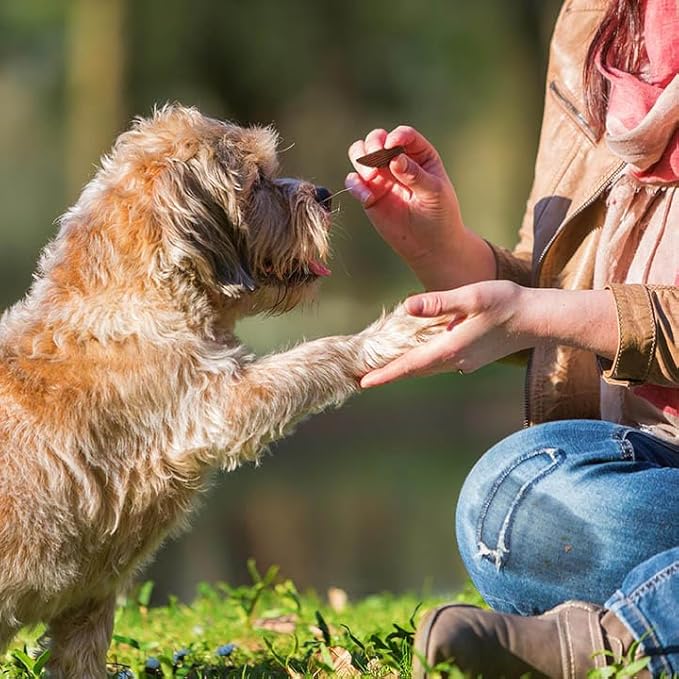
<box><xmin>456</xmin><ymin>419</ymin><xmax>679</xmax><ymax>677</ymax></box>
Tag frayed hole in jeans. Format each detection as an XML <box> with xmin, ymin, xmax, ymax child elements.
<box><xmin>475</xmin><ymin>447</ymin><xmax>564</xmax><ymax>570</ymax></box>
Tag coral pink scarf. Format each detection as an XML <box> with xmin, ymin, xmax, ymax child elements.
<box><xmin>598</xmin><ymin>0</ymin><xmax>679</xmax><ymax>182</ymax></box>
<box><xmin>594</xmin><ymin>0</ymin><xmax>679</xmax><ymax>443</ymax></box>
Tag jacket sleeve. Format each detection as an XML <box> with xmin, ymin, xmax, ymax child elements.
<box><xmin>486</xmin><ymin>237</ymin><xmax>533</xmax><ymax>288</ymax></box>
<box><xmin>602</xmin><ymin>284</ymin><xmax>679</xmax><ymax>386</ymax></box>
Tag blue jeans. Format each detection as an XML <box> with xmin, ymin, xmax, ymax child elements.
<box><xmin>456</xmin><ymin>419</ymin><xmax>679</xmax><ymax>677</ymax></box>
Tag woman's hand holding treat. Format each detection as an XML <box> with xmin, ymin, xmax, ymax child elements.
<box><xmin>346</xmin><ymin>125</ymin><xmax>496</xmax><ymax>291</ymax></box>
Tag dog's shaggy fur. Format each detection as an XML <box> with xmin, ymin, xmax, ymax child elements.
<box><xmin>0</xmin><ymin>106</ymin><xmax>443</xmax><ymax>676</ymax></box>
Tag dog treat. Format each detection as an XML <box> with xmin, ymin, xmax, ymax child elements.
<box><xmin>356</xmin><ymin>145</ymin><xmax>406</xmax><ymax>168</ymax></box>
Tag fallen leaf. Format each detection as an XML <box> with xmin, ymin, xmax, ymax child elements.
<box><xmin>253</xmin><ymin>614</ymin><xmax>298</xmax><ymax>634</ymax></box>
<box><xmin>327</xmin><ymin>587</ymin><xmax>348</xmax><ymax>612</ymax></box>
<box><xmin>312</xmin><ymin>646</ymin><xmax>359</xmax><ymax>677</ymax></box>
<box><xmin>309</xmin><ymin>625</ymin><xmax>324</xmax><ymax>640</ymax></box>
<box><xmin>367</xmin><ymin>658</ymin><xmax>399</xmax><ymax>678</ymax></box>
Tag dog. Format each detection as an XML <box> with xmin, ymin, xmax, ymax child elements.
<box><xmin>0</xmin><ymin>105</ymin><xmax>444</xmax><ymax>677</ymax></box>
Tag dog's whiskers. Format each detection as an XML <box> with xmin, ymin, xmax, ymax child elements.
<box><xmin>325</xmin><ymin>187</ymin><xmax>352</xmax><ymax>202</ymax></box>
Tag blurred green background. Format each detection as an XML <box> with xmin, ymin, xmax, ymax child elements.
<box><xmin>0</xmin><ymin>0</ymin><xmax>561</xmax><ymax>603</ymax></box>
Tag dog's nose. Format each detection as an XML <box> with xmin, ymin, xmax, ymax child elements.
<box><xmin>314</xmin><ymin>186</ymin><xmax>332</xmax><ymax>210</ymax></box>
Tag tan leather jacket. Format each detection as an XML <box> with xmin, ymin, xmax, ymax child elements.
<box><xmin>488</xmin><ymin>0</ymin><xmax>679</xmax><ymax>426</ymax></box>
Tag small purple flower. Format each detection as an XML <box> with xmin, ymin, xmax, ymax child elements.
<box><xmin>215</xmin><ymin>642</ymin><xmax>236</xmax><ymax>657</ymax></box>
<box><xmin>144</xmin><ymin>657</ymin><xmax>161</xmax><ymax>671</ymax></box>
<box><xmin>113</xmin><ymin>670</ymin><xmax>135</xmax><ymax>679</ymax></box>
<box><xmin>172</xmin><ymin>648</ymin><xmax>189</xmax><ymax>664</ymax></box>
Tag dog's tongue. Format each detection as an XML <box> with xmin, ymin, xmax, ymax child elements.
<box><xmin>309</xmin><ymin>260</ymin><xmax>332</xmax><ymax>277</ymax></box>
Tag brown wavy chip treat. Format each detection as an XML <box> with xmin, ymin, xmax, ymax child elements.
<box><xmin>356</xmin><ymin>145</ymin><xmax>406</xmax><ymax>168</ymax></box>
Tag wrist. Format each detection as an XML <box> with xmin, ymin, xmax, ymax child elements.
<box><xmin>512</xmin><ymin>286</ymin><xmax>546</xmax><ymax>350</ymax></box>
<box><xmin>515</xmin><ymin>288</ymin><xmax>619</xmax><ymax>359</ymax></box>
<box><xmin>407</xmin><ymin>246</ymin><xmax>458</xmax><ymax>290</ymax></box>
<box><xmin>407</xmin><ymin>227</ymin><xmax>496</xmax><ymax>291</ymax></box>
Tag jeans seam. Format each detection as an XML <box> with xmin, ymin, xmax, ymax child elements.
<box><xmin>627</xmin><ymin>560</ymin><xmax>679</xmax><ymax>603</ymax></box>
<box><xmin>608</xmin><ymin>589</ymin><xmax>673</xmax><ymax>676</ymax></box>
<box><xmin>475</xmin><ymin>447</ymin><xmax>564</xmax><ymax>569</ymax></box>
<box><xmin>612</xmin><ymin>428</ymin><xmax>636</xmax><ymax>461</ymax></box>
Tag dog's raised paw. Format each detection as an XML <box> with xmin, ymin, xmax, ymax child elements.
<box><xmin>357</xmin><ymin>304</ymin><xmax>448</xmax><ymax>371</ymax></box>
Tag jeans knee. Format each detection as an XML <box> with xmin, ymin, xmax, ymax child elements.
<box><xmin>455</xmin><ymin>420</ymin><xmax>628</xmax><ymax>560</ymax></box>
<box><xmin>454</xmin><ymin>420</ymin><xmax>635</xmax><ymax>613</ymax></box>
<box><xmin>454</xmin><ymin>426</ymin><xmax>577</xmax><ymax>612</ymax></box>
<box><xmin>456</xmin><ymin>431</ymin><xmax>563</xmax><ymax>566</ymax></box>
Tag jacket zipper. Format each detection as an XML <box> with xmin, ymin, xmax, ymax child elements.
<box><xmin>548</xmin><ymin>80</ymin><xmax>598</xmax><ymax>144</ymax></box>
<box><xmin>522</xmin><ymin>161</ymin><xmax>626</xmax><ymax>427</ymax></box>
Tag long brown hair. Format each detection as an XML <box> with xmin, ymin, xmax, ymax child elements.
<box><xmin>584</xmin><ymin>0</ymin><xmax>644</xmax><ymax>133</ymax></box>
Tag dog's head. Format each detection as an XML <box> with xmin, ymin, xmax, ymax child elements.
<box><xmin>96</xmin><ymin>105</ymin><xmax>332</xmax><ymax>318</ymax></box>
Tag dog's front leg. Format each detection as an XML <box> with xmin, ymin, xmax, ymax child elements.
<box><xmin>44</xmin><ymin>594</ymin><xmax>115</xmax><ymax>679</ymax></box>
<box><xmin>203</xmin><ymin>306</ymin><xmax>444</xmax><ymax>465</ymax></box>
<box><xmin>0</xmin><ymin>622</ymin><xmax>21</xmax><ymax>656</ymax></box>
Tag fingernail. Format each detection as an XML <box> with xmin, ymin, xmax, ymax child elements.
<box><xmin>392</xmin><ymin>154</ymin><xmax>408</xmax><ymax>173</ymax></box>
<box><xmin>346</xmin><ymin>177</ymin><xmax>373</xmax><ymax>205</ymax></box>
<box><xmin>406</xmin><ymin>297</ymin><xmax>424</xmax><ymax>315</ymax></box>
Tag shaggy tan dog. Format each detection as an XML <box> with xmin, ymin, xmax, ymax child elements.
<box><xmin>0</xmin><ymin>106</ymin><xmax>443</xmax><ymax>676</ymax></box>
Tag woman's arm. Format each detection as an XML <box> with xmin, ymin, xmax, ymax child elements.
<box><xmin>359</xmin><ymin>282</ymin><xmax>619</xmax><ymax>387</ymax></box>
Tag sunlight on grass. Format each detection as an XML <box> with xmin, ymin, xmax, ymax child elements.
<box><xmin>1</xmin><ymin>561</ymin><xmax>484</xmax><ymax>678</ymax></box>
<box><xmin>4</xmin><ymin>564</ymin><xmax>664</xmax><ymax>678</ymax></box>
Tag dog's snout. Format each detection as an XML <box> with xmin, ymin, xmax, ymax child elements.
<box><xmin>314</xmin><ymin>186</ymin><xmax>332</xmax><ymax>210</ymax></box>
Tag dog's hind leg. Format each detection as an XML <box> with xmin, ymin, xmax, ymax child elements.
<box><xmin>44</xmin><ymin>594</ymin><xmax>115</xmax><ymax>679</ymax></box>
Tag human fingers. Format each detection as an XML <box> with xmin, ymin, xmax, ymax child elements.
<box><xmin>348</xmin><ymin>139</ymin><xmax>378</xmax><ymax>182</ymax></box>
<box><xmin>405</xmin><ymin>289</ymin><xmax>469</xmax><ymax>318</ymax></box>
<box><xmin>360</xmin><ymin>334</ymin><xmax>458</xmax><ymax>388</ymax></box>
<box><xmin>344</xmin><ymin>172</ymin><xmax>374</xmax><ymax>206</ymax></box>
<box><xmin>348</xmin><ymin>134</ymin><xmax>395</xmax><ymax>193</ymax></box>
<box><xmin>364</xmin><ymin>128</ymin><xmax>389</xmax><ymax>154</ymax></box>
<box><xmin>347</xmin><ymin>132</ymin><xmax>399</xmax><ymax>207</ymax></box>
<box><xmin>385</xmin><ymin>125</ymin><xmax>442</xmax><ymax>165</ymax></box>
<box><xmin>388</xmin><ymin>154</ymin><xmax>442</xmax><ymax>196</ymax></box>
<box><xmin>344</xmin><ymin>171</ymin><xmax>397</xmax><ymax>209</ymax></box>
<box><xmin>348</xmin><ymin>129</ymin><xmax>388</xmax><ymax>175</ymax></box>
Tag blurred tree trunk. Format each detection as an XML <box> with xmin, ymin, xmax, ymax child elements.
<box><xmin>66</xmin><ymin>0</ymin><xmax>126</xmax><ymax>199</ymax></box>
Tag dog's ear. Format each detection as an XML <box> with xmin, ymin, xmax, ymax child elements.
<box><xmin>188</xmin><ymin>170</ymin><xmax>258</xmax><ymax>296</ymax></box>
<box><xmin>158</xmin><ymin>163</ymin><xmax>257</xmax><ymax>297</ymax></box>
<box><xmin>216</xmin><ymin>125</ymin><xmax>279</xmax><ymax>182</ymax></box>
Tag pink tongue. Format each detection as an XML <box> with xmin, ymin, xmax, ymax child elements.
<box><xmin>309</xmin><ymin>260</ymin><xmax>332</xmax><ymax>277</ymax></box>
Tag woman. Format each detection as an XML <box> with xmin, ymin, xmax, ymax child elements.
<box><xmin>345</xmin><ymin>0</ymin><xmax>678</xmax><ymax>676</ymax></box>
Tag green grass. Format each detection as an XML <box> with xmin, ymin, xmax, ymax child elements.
<box><xmin>1</xmin><ymin>563</ymin><xmax>664</xmax><ymax>678</ymax></box>
<box><xmin>0</xmin><ymin>561</ymin><xmax>483</xmax><ymax>678</ymax></box>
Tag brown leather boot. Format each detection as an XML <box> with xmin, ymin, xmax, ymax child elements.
<box><xmin>412</xmin><ymin>600</ymin><xmax>646</xmax><ymax>679</ymax></box>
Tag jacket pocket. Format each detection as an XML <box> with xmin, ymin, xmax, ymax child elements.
<box><xmin>548</xmin><ymin>80</ymin><xmax>599</xmax><ymax>145</ymax></box>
